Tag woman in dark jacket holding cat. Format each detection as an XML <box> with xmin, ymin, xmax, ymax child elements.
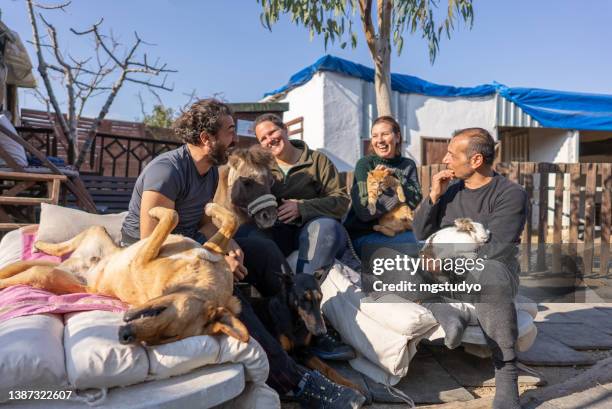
<box><xmin>344</xmin><ymin>116</ymin><xmax>422</xmax><ymax>256</ymax></box>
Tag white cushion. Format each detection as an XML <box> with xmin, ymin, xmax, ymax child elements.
<box><xmin>64</xmin><ymin>311</ymin><xmax>149</xmax><ymax>389</ymax></box>
<box><xmin>425</xmin><ymin>298</ymin><xmax>539</xmax><ymax>353</ymax></box>
<box><xmin>0</xmin><ymin>314</ymin><xmax>68</xmax><ymax>402</ymax></box>
<box><xmin>0</xmin><ymin>114</ymin><xmax>27</xmax><ymax>168</ymax></box>
<box><xmin>36</xmin><ymin>203</ymin><xmax>127</xmax><ymax>246</ymax></box>
<box><xmin>0</xmin><ymin>227</ymin><xmax>23</xmax><ymax>269</ymax></box>
<box><xmin>147</xmin><ymin>336</ymin><xmax>221</xmax><ymax>379</ymax></box>
<box><xmin>320</xmin><ymin>263</ymin><xmax>438</xmax><ymax>382</ymax></box>
<box><xmin>217</xmin><ymin>382</ymin><xmax>280</xmax><ymax>409</ymax></box>
<box><xmin>147</xmin><ymin>335</ymin><xmax>270</xmax><ymax>385</ymax></box>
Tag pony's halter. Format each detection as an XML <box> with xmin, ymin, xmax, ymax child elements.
<box><xmin>247</xmin><ymin>194</ymin><xmax>278</xmax><ymax>217</ymax></box>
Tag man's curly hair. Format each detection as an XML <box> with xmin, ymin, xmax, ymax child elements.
<box><xmin>173</xmin><ymin>99</ymin><xmax>233</xmax><ymax>145</ymax></box>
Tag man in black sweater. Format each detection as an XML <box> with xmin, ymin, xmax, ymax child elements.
<box><xmin>413</xmin><ymin>128</ymin><xmax>528</xmax><ymax>409</ymax></box>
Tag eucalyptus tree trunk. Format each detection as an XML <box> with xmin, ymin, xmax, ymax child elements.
<box><xmin>360</xmin><ymin>0</ymin><xmax>393</xmax><ymax>117</ymax></box>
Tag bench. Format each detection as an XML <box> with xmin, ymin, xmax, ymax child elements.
<box><xmin>67</xmin><ymin>175</ymin><xmax>136</xmax><ymax>214</ymax></box>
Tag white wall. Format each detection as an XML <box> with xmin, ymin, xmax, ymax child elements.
<box><xmin>321</xmin><ymin>72</ymin><xmax>363</xmax><ymax>171</ymax></box>
<box><xmin>280</xmin><ymin>72</ymin><xmax>498</xmax><ymax>169</ymax></box>
<box><xmin>528</xmin><ymin>128</ymin><xmax>576</xmax><ymax>163</ymax></box>
<box><xmin>405</xmin><ymin>94</ymin><xmax>497</xmax><ymax>164</ymax></box>
<box><xmin>279</xmin><ymin>72</ymin><xmax>325</xmax><ymax>150</ymax></box>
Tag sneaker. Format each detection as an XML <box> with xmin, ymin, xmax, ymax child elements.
<box><xmin>295</xmin><ymin>370</ymin><xmax>366</xmax><ymax>409</ymax></box>
<box><xmin>310</xmin><ymin>328</ymin><xmax>356</xmax><ymax>361</ymax></box>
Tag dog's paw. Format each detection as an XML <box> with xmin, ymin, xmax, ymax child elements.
<box><xmin>148</xmin><ymin>207</ymin><xmax>178</xmax><ymax>224</ymax></box>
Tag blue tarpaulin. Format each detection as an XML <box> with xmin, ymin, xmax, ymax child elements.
<box><xmin>265</xmin><ymin>55</ymin><xmax>612</xmax><ymax>131</ymax></box>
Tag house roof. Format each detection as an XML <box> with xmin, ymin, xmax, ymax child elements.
<box><xmin>264</xmin><ymin>55</ymin><xmax>612</xmax><ymax>131</ymax></box>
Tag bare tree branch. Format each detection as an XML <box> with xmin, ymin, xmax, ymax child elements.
<box><xmin>26</xmin><ymin>0</ymin><xmax>176</xmax><ymax>168</ymax></box>
<box><xmin>137</xmin><ymin>92</ymin><xmax>147</xmax><ymax>119</ymax></box>
<box><xmin>26</xmin><ymin>0</ymin><xmax>75</xmax><ymax>161</ymax></box>
<box><xmin>33</xmin><ymin>1</ymin><xmax>71</xmax><ymax>11</ymax></box>
<box><xmin>148</xmin><ymin>87</ymin><xmax>163</xmax><ymax>106</ymax></box>
<box><xmin>39</xmin><ymin>12</ymin><xmax>79</xmax><ymax>144</ymax></box>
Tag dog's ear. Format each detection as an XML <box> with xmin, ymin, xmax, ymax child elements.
<box><xmin>276</xmin><ymin>264</ymin><xmax>295</xmax><ymax>287</ymax></box>
<box><xmin>209</xmin><ymin>307</ymin><xmax>249</xmax><ymax>342</ymax></box>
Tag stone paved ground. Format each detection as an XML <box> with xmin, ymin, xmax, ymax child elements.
<box><xmin>282</xmin><ymin>303</ymin><xmax>612</xmax><ymax>408</ymax></box>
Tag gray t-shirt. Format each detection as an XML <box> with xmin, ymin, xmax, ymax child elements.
<box><xmin>121</xmin><ymin>144</ymin><xmax>219</xmax><ymax>241</ymax></box>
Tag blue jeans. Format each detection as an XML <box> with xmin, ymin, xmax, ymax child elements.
<box><xmin>236</xmin><ymin>217</ymin><xmax>347</xmax><ymax>275</ymax></box>
<box><xmin>351</xmin><ymin>230</ymin><xmax>417</xmax><ymax>257</ymax></box>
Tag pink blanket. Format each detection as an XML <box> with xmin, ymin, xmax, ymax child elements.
<box><xmin>0</xmin><ymin>285</ymin><xmax>128</xmax><ymax>322</ymax></box>
<box><xmin>21</xmin><ymin>231</ymin><xmax>69</xmax><ymax>263</ymax></box>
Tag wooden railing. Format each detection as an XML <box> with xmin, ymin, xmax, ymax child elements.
<box><xmin>286</xmin><ymin>117</ymin><xmax>304</xmax><ymax>140</ymax></box>
<box><xmin>89</xmin><ymin>133</ymin><xmax>181</xmax><ymax>177</ymax></box>
<box><xmin>17</xmin><ymin>127</ymin><xmax>57</xmax><ymax>158</ymax></box>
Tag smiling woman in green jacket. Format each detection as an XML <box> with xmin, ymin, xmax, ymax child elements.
<box><xmin>236</xmin><ymin>113</ymin><xmax>350</xmax><ymax>278</ymax></box>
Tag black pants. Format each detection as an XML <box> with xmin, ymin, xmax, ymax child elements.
<box><xmin>429</xmin><ymin>259</ymin><xmax>520</xmax><ymax>363</ymax></box>
<box><xmin>234</xmin><ymin>237</ymin><xmax>305</xmax><ymax>395</ymax></box>
<box><xmin>378</xmin><ymin>252</ymin><xmax>520</xmax><ymax>365</ymax></box>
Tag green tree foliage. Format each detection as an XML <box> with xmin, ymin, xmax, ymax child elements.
<box><xmin>143</xmin><ymin>105</ymin><xmax>175</xmax><ymax>128</ymax></box>
<box><xmin>258</xmin><ymin>0</ymin><xmax>474</xmax><ymax>116</ymax></box>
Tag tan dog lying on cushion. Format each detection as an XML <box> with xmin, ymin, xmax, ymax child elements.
<box><xmin>367</xmin><ymin>168</ymin><xmax>414</xmax><ymax>237</ymax></box>
<box><xmin>0</xmin><ymin>204</ymin><xmax>248</xmax><ymax>346</ymax></box>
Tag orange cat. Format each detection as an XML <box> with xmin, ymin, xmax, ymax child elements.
<box><xmin>366</xmin><ymin>168</ymin><xmax>413</xmax><ymax>237</ymax></box>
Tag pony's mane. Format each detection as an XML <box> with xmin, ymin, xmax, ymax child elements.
<box><xmin>230</xmin><ymin>145</ymin><xmax>275</xmax><ymax>169</ymax></box>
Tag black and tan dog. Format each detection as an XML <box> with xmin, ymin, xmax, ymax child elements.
<box><xmin>250</xmin><ymin>269</ymin><xmax>364</xmax><ymax>394</ymax></box>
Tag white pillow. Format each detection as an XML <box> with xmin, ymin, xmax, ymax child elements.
<box><xmin>36</xmin><ymin>203</ymin><xmax>127</xmax><ymax>246</ymax></box>
<box><xmin>0</xmin><ymin>114</ymin><xmax>27</xmax><ymax>168</ymax></box>
<box><xmin>64</xmin><ymin>311</ymin><xmax>149</xmax><ymax>389</ymax></box>
<box><xmin>0</xmin><ymin>314</ymin><xmax>68</xmax><ymax>402</ymax></box>
<box><xmin>147</xmin><ymin>335</ymin><xmax>221</xmax><ymax>379</ymax></box>
<box><xmin>0</xmin><ymin>227</ymin><xmax>23</xmax><ymax>269</ymax></box>
<box><xmin>147</xmin><ymin>335</ymin><xmax>270</xmax><ymax>385</ymax></box>
<box><xmin>320</xmin><ymin>263</ymin><xmax>438</xmax><ymax>381</ymax></box>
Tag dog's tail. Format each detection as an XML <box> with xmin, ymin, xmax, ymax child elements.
<box><xmin>203</xmin><ymin>203</ymin><xmax>238</xmax><ymax>254</ymax></box>
<box><xmin>0</xmin><ymin>260</ymin><xmax>59</xmax><ymax>279</ymax></box>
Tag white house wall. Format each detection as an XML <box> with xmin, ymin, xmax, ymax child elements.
<box><xmin>279</xmin><ymin>72</ymin><xmax>325</xmax><ymax>151</ymax></box>
<box><xmin>529</xmin><ymin>128</ymin><xmax>577</xmax><ymax>163</ymax></box>
<box><xmin>321</xmin><ymin>72</ymin><xmax>363</xmax><ymax>171</ymax></box>
<box><xmin>405</xmin><ymin>94</ymin><xmax>497</xmax><ymax>164</ymax></box>
<box><xmin>283</xmin><ymin>71</ymin><xmax>499</xmax><ymax>168</ymax></box>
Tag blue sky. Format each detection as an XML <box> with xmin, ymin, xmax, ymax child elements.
<box><xmin>3</xmin><ymin>0</ymin><xmax>612</xmax><ymax>121</ymax></box>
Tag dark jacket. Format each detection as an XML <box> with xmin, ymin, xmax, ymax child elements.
<box><xmin>271</xmin><ymin>140</ymin><xmax>349</xmax><ymax>224</ymax></box>
<box><xmin>344</xmin><ymin>154</ymin><xmax>422</xmax><ymax>238</ymax></box>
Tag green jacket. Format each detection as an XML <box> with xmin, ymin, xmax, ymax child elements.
<box><xmin>271</xmin><ymin>140</ymin><xmax>349</xmax><ymax>224</ymax></box>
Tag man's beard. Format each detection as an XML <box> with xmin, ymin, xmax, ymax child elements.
<box><xmin>209</xmin><ymin>141</ymin><xmax>231</xmax><ymax>166</ymax></box>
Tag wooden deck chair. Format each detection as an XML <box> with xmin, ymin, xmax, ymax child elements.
<box><xmin>0</xmin><ymin>120</ymin><xmax>97</xmax><ymax>231</ymax></box>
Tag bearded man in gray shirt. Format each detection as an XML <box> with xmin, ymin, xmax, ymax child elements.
<box><xmin>120</xmin><ymin>99</ymin><xmax>367</xmax><ymax>409</ymax></box>
<box><xmin>413</xmin><ymin>128</ymin><xmax>528</xmax><ymax>409</ymax></box>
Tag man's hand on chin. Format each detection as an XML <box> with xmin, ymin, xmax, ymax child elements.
<box><xmin>430</xmin><ymin>170</ymin><xmax>455</xmax><ymax>203</ymax></box>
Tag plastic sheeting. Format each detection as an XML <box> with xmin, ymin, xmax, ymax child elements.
<box><xmin>265</xmin><ymin>55</ymin><xmax>612</xmax><ymax>131</ymax></box>
<box><xmin>263</xmin><ymin>54</ymin><xmax>495</xmax><ymax>98</ymax></box>
<box><xmin>495</xmin><ymin>83</ymin><xmax>612</xmax><ymax>131</ymax></box>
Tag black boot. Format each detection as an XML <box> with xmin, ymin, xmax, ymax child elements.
<box><xmin>294</xmin><ymin>370</ymin><xmax>366</xmax><ymax>409</ymax></box>
<box><xmin>310</xmin><ymin>326</ymin><xmax>356</xmax><ymax>361</ymax></box>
